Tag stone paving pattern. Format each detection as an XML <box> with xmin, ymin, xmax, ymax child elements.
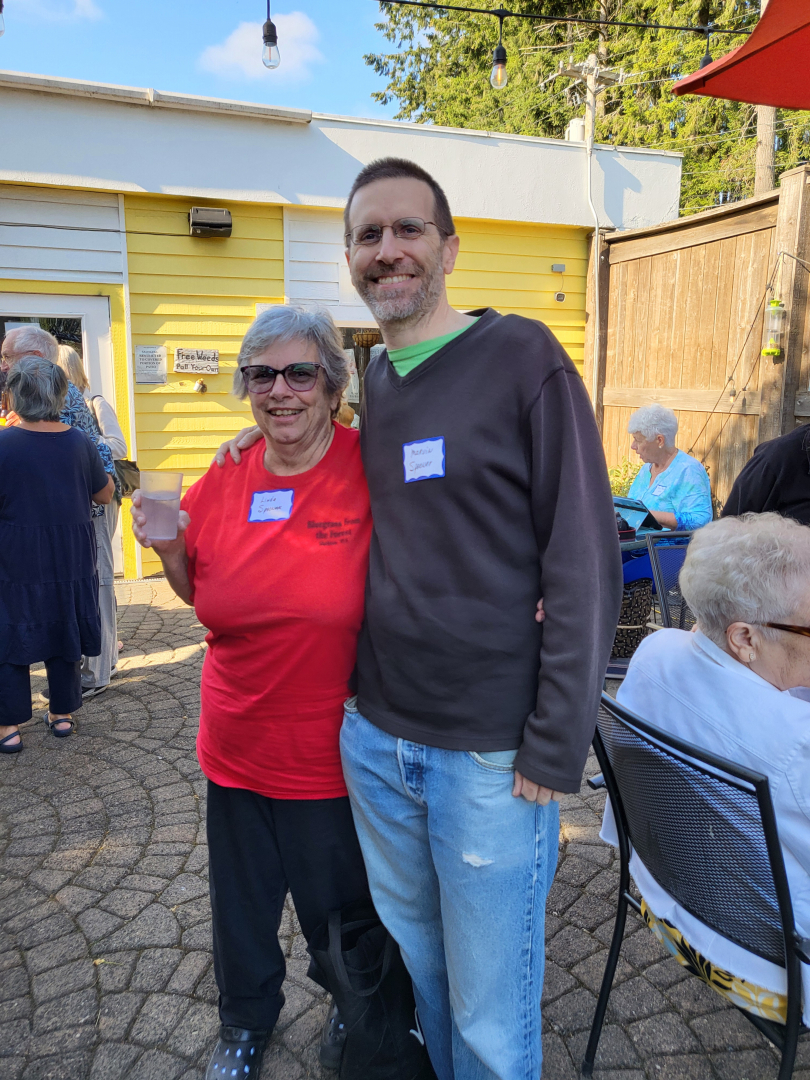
<box><xmin>0</xmin><ymin>581</ymin><xmax>806</xmax><ymax>1079</ymax></box>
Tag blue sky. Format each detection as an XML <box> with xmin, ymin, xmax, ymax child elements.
<box><xmin>0</xmin><ymin>0</ymin><xmax>401</xmax><ymax>120</ymax></box>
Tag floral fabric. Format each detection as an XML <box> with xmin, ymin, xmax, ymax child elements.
<box><xmin>642</xmin><ymin>900</ymin><xmax>787</xmax><ymax>1023</ymax></box>
<box><xmin>60</xmin><ymin>382</ymin><xmax>116</xmax><ymax>517</ymax></box>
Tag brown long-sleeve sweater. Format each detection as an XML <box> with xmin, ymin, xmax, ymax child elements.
<box><xmin>357</xmin><ymin>307</ymin><xmax>623</xmax><ymax>793</ymax></box>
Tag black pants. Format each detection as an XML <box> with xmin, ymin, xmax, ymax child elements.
<box><xmin>0</xmin><ymin>657</ymin><xmax>81</xmax><ymax>725</ymax></box>
<box><xmin>206</xmin><ymin>779</ymin><xmax>371</xmax><ymax>1031</ymax></box>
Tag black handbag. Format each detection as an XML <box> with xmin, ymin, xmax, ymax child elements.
<box><xmin>114</xmin><ymin>458</ymin><xmax>141</xmax><ymax>497</ymax></box>
<box><xmin>611</xmin><ymin>577</ymin><xmax>653</xmax><ymax>658</ymax></box>
<box><xmin>308</xmin><ymin>900</ymin><xmax>438</xmax><ymax>1080</ymax></box>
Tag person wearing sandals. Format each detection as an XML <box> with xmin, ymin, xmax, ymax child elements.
<box><xmin>0</xmin><ymin>357</ymin><xmax>114</xmax><ymax>752</ymax></box>
<box><xmin>131</xmin><ymin>306</ymin><xmax>372</xmax><ymax>1080</ymax></box>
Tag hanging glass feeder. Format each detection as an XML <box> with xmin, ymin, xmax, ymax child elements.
<box><xmin>762</xmin><ymin>298</ymin><xmax>787</xmax><ymax>357</ymax></box>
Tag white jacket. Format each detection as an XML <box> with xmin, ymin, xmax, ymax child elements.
<box><xmin>602</xmin><ymin>628</ymin><xmax>810</xmax><ymax>1020</ymax></box>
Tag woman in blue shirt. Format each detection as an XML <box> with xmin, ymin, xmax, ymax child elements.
<box><xmin>627</xmin><ymin>404</ymin><xmax>713</xmax><ymax>531</ymax></box>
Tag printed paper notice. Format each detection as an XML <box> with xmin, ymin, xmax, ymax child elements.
<box><xmin>174</xmin><ymin>349</ymin><xmax>220</xmax><ymax>375</ymax></box>
<box><xmin>135</xmin><ymin>346</ymin><xmax>167</xmax><ymax>384</ymax></box>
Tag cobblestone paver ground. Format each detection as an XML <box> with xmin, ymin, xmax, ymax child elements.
<box><xmin>0</xmin><ymin>581</ymin><xmax>806</xmax><ymax>1080</ymax></box>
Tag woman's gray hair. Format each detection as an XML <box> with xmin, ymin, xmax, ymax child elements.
<box><xmin>679</xmin><ymin>513</ymin><xmax>810</xmax><ymax>647</ymax></box>
<box><xmin>7</xmin><ymin>355</ymin><xmax>68</xmax><ymax>422</ymax></box>
<box><xmin>232</xmin><ymin>305</ymin><xmax>349</xmax><ymax>409</ymax></box>
<box><xmin>628</xmin><ymin>404</ymin><xmax>678</xmax><ymax>448</ymax></box>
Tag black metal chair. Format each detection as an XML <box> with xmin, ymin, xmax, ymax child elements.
<box><xmin>646</xmin><ymin>531</ymin><xmax>695</xmax><ymax>629</ymax></box>
<box><xmin>583</xmin><ymin>692</ymin><xmax>809</xmax><ymax>1080</ymax></box>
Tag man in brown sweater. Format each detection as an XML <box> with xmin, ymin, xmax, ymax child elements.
<box><xmin>219</xmin><ymin>159</ymin><xmax>622</xmax><ymax>1080</ymax></box>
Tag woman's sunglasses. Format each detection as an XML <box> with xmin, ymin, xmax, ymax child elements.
<box><xmin>241</xmin><ymin>362</ymin><xmax>321</xmax><ymax>394</ymax></box>
<box><xmin>765</xmin><ymin>622</ymin><xmax>810</xmax><ymax>639</ymax></box>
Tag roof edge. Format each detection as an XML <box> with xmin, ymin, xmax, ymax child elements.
<box><xmin>604</xmin><ymin>187</ymin><xmax>779</xmax><ymax>242</ymax></box>
<box><xmin>0</xmin><ymin>70</ymin><xmax>312</xmax><ymax>125</ymax></box>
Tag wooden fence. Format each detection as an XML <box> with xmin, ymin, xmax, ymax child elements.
<box><xmin>584</xmin><ymin>164</ymin><xmax>810</xmax><ymax>510</ymax></box>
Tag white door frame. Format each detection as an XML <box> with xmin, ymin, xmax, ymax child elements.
<box><xmin>0</xmin><ymin>291</ymin><xmax>124</xmax><ymax>572</ymax></box>
<box><xmin>0</xmin><ymin>292</ymin><xmax>116</xmax><ymax>404</ymax></box>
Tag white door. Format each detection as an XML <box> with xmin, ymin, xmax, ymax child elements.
<box><xmin>0</xmin><ymin>293</ymin><xmax>124</xmax><ymax>572</ymax></box>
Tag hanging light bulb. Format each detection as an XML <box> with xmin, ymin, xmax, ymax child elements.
<box><xmin>262</xmin><ymin>2</ymin><xmax>280</xmax><ymax>69</ymax></box>
<box><xmin>490</xmin><ymin>17</ymin><xmax>507</xmax><ymax>90</ymax></box>
<box><xmin>0</xmin><ymin>0</ymin><xmax>5</xmax><ymax>37</ymax></box>
<box><xmin>699</xmin><ymin>29</ymin><xmax>712</xmax><ymax>68</ymax></box>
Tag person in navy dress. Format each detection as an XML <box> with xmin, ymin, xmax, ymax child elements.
<box><xmin>0</xmin><ymin>356</ymin><xmax>114</xmax><ymax>752</ymax></box>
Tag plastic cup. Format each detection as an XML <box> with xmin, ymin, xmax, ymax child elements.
<box><xmin>140</xmin><ymin>471</ymin><xmax>183</xmax><ymax>541</ymax></box>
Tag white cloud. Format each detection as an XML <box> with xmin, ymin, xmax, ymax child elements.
<box><xmin>10</xmin><ymin>0</ymin><xmax>103</xmax><ymax>21</ymax></box>
<box><xmin>198</xmin><ymin>13</ymin><xmax>324</xmax><ymax>85</ymax></box>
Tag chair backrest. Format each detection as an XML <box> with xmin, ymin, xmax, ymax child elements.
<box><xmin>595</xmin><ymin>693</ymin><xmax>795</xmax><ymax>967</ymax></box>
<box><xmin>646</xmin><ymin>532</ymin><xmax>695</xmax><ymax>629</ymax></box>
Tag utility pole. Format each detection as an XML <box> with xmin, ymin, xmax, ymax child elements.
<box><xmin>754</xmin><ymin>0</ymin><xmax>776</xmax><ymax>193</ymax></box>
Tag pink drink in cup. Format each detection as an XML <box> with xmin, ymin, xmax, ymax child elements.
<box><xmin>140</xmin><ymin>471</ymin><xmax>183</xmax><ymax>541</ymax></box>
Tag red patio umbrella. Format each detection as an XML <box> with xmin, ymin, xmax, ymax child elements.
<box><xmin>672</xmin><ymin>0</ymin><xmax>810</xmax><ymax>109</ymax></box>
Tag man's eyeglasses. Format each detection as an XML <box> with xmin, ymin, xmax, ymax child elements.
<box><xmin>345</xmin><ymin>218</ymin><xmax>443</xmax><ymax>247</ymax></box>
<box><xmin>765</xmin><ymin>622</ymin><xmax>810</xmax><ymax>639</ymax></box>
<box><xmin>240</xmin><ymin>363</ymin><xmax>321</xmax><ymax>394</ymax></box>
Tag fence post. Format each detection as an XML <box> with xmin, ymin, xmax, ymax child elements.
<box><xmin>583</xmin><ymin>230</ymin><xmax>610</xmax><ymax>433</ymax></box>
<box><xmin>758</xmin><ymin>164</ymin><xmax>810</xmax><ymax>443</ymax></box>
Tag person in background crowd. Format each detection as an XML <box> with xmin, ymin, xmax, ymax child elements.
<box><xmin>0</xmin><ymin>357</ymin><xmax>114</xmax><ymax>752</ymax></box>
<box><xmin>603</xmin><ymin>513</ymin><xmax>810</xmax><ymax>1026</ymax></box>
<box><xmin>2</xmin><ymin>325</ymin><xmax>118</xmax><ymax>701</ymax></box>
<box><xmin>722</xmin><ymin>423</ymin><xmax>810</xmax><ymax>525</ymax></box>
<box><xmin>627</xmin><ymin>403</ymin><xmax>713</xmax><ymax>531</ymax></box>
<box><xmin>57</xmin><ymin>344</ymin><xmax>127</xmax><ymax>685</ymax></box>
<box><xmin>133</xmin><ymin>306</ymin><xmax>372</xmax><ymax>1080</ymax></box>
<box><xmin>218</xmin><ymin>157</ymin><xmax>622</xmax><ymax>1080</ymax></box>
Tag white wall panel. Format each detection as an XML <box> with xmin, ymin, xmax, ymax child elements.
<box><xmin>284</xmin><ymin>208</ymin><xmax>375</xmax><ymax>326</ymax></box>
<box><xmin>0</xmin><ymin>183</ymin><xmax>124</xmax><ymax>283</ymax></box>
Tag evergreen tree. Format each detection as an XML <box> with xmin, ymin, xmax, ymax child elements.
<box><xmin>366</xmin><ymin>0</ymin><xmax>810</xmax><ymax>213</ymax></box>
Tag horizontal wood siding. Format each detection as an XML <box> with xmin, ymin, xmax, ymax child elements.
<box><xmin>0</xmin><ymin>183</ymin><xmax>124</xmax><ymax>283</ymax></box>
<box><xmin>451</xmin><ymin>219</ymin><xmax>589</xmax><ymax>367</ymax></box>
<box><xmin>601</xmin><ymin>203</ymin><xmax>777</xmax><ymax>510</ymax></box>
<box><xmin>126</xmin><ymin>194</ymin><xmax>284</xmax><ymax>574</ymax></box>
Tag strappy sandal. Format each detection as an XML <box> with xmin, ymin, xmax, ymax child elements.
<box><xmin>44</xmin><ymin>714</ymin><xmax>75</xmax><ymax>739</ymax></box>
<box><xmin>0</xmin><ymin>730</ymin><xmax>22</xmax><ymax>754</ymax></box>
<box><xmin>205</xmin><ymin>1026</ymin><xmax>268</xmax><ymax>1079</ymax></box>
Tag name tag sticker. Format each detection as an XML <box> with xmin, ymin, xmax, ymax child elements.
<box><xmin>403</xmin><ymin>437</ymin><xmax>446</xmax><ymax>483</ymax></box>
<box><xmin>248</xmin><ymin>489</ymin><xmax>294</xmax><ymax>522</ymax></box>
<box><xmin>652</xmin><ymin>484</ymin><xmax>667</xmax><ymax>497</ymax></box>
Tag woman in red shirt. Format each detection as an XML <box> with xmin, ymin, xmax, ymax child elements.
<box><xmin>132</xmin><ymin>306</ymin><xmax>371</xmax><ymax>1080</ymax></box>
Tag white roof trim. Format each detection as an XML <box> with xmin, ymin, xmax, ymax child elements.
<box><xmin>0</xmin><ymin>69</ymin><xmax>682</xmax><ymax>159</ymax></box>
<box><xmin>0</xmin><ymin>70</ymin><xmax>312</xmax><ymax>125</ymax></box>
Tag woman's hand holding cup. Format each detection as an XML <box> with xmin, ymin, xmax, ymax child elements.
<box><xmin>131</xmin><ymin>489</ymin><xmax>190</xmax><ymax>555</ymax></box>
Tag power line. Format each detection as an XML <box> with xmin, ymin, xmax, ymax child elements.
<box><xmin>378</xmin><ymin>1</ymin><xmax>751</xmax><ymax>37</ymax></box>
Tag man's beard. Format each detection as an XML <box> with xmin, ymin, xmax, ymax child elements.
<box><xmin>353</xmin><ymin>256</ymin><xmax>445</xmax><ymax>326</ymax></box>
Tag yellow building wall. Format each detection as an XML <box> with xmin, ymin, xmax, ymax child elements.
<box><xmin>452</xmin><ymin>218</ymin><xmax>589</xmax><ymax>368</ymax></box>
<box><xmin>124</xmin><ymin>194</ymin><xmax>284</xmax><ymax>575</ymax></box>
<box><xmin>0</xmin><ymin>278</ymin><xmax>138</xmax><ymax>579</ymax></box>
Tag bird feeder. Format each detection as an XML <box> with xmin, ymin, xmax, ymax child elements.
<box><xmin>762</xmin><ymin>298</ymin><xmax>787</xmax><ymax>358</ymax></box>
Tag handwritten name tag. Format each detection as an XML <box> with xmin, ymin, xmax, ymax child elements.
<box><xmin>652</xmin><ymin>484</ymin><xmax>667</xmax><ymax>497</ymax></box>
<box><xmin>248</xmin><ymin>489</ymin><xmax>294</xmax><ymax>522</ymax></box>
<box><xmin>403</xmin><ymin>437</ymin><xmax>446</xmax><ymax>483</ymax></box>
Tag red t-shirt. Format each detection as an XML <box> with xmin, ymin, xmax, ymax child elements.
<box><xmin>182</xmin><ymin>423</ymin><xmax>371</xmax><ymax>799</ymax></box>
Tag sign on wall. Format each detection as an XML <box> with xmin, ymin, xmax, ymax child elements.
<box><xmin>135</xmin><ymin>345</ymin><xmax>167</xmax><ymax>384</ymax></box>
<box><xmin>174</xmin><ymin>348</ymin><xmax>220</xmax><ymax>375</ymax></box>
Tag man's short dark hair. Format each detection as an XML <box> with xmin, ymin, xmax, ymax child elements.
<box><xmin>344</xmin><ymin>158</ymin><xmax>456</xmax><ymax>243</ymax></box>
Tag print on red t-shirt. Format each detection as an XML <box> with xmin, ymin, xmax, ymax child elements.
<box><xmin>181</xmin><ymin>423</ymin><xmax>371</xmax><ymax>799</ymax></box>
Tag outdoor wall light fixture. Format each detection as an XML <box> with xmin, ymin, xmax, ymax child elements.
<box><xmin>490</xmin><ymin>14</ymin><xmax>508</xmax><ymax>89</ymax></box>
<box><xmin>262</xmin><ymin>0</ymin><xmax>280</xmax><ymax>69</ymax></box>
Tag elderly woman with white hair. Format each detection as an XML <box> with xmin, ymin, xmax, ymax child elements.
<box><xmin>131</xmin><ymin>305</ymin><xmax>372</xmax><ymax>1080</ymax></box>
<box><xmin>626</xmin><ymin>403</ymin><xmax>712</xmax><ymax>531</ymax></box>
<box><xmin>603</xmin><ymin>512</ymin><xmax>810</xmax><ymax>1024</ymax></box>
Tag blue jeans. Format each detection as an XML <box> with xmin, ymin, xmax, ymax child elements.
<box><xmin>340</xmin><ymin>705</ymin><xmax>560</xmax><ymax>1080</ymax></box>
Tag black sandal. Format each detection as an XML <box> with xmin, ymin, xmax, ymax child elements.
<box><xmin>319</xmin><ymin>1002</ymin><xmax>347</xmax><ymax>1070</ymax></box>
<box><xmin>205</xmin><ymin>1026</ymin><xmax>268</xmax><ymax>1080</ymax></box>
<box><xmin>44</xmin><ymin>714</ymin><xmax>75</xmax><ymax>738</ymax></box>
<box><xmin>0</xmin><ymin>730</ymin><xmax>22</xmax><ymax>754</ymax></box>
